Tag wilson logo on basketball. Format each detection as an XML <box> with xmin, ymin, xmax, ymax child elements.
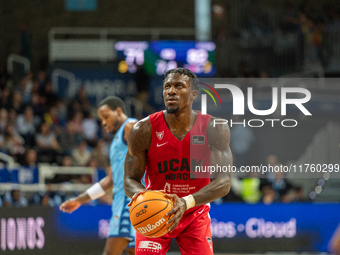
<box><xmin>137</xmin><ymin>217</ymin><xmax>166</xmax><ymax>234</ymax></box>
<box><xmin>136</xmin><ymin>209</ymin><xmax>146</xmax><ymax>217</ymax></box>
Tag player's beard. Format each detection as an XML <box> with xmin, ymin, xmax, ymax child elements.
<box><xmin>166</xmin><ymin>107</ymin><xmax>180</xmax><ymax>114</ymax></box>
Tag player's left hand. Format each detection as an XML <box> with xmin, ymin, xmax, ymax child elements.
<box><xmin>164</xmin><ymin>194</ymin><xmax>186</xmax><ymax>232</ymax></box>
<box><xmin>127</xmin><ymin>189</ymin><xmax>165</xmax><ymax>208</ymax></box>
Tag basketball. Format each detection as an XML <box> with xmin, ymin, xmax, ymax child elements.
<box><xmin>129</xmin><ymin>191</ymin><xmax>174</xmax><ymax>238</ymax></box>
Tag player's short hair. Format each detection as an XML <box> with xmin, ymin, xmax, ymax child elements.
<box><xmin>98</xmin><ymin>96</ymin><xmax>126</xmax><ymax>114</ymax></box>
<box><xmin>164</xmin><ymin>68</ymin><xmax>199</xmax><ymax>91</ymax></box>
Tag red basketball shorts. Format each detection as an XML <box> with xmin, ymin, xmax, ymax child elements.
<box><xmin>135</xmin><ymin>206</ymin><xmax>213</xmax><ymax>255</ymax></box>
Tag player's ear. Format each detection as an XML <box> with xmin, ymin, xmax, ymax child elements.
<box><xmin>116</xmin><ymin>107</ymin><xmax>123</xmax><ymax>116</ymax></box>
<box><xmin>191</xmin><ymin>89</ymin><xmax>198</xmax><ymax>101</ymax></box>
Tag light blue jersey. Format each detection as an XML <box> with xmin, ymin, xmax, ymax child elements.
<box><xmin>108</xmin><ymin>118</ymin><xmax>137</xmax><ymax>244</ymax></box>
<box><xmin>110</xmin><ymin>118</ymin><xmax>137</xmax><ymax>195</ymax></box>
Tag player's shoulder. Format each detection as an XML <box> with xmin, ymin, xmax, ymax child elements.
<box><xmin>128</xmin><ymin>116</ymin><xmax>152</xmax><ymax>152</ymax></box>
<box><xmin>128</xmin><ymin>116</ymin><xmax>151</xmax><ymax>140</ymax></box>
<box><xmin>124</xmin><ymin>119</ymin><xmax>138</xmax><ymax>132</ymax></box>
<box><xmin>124</xmin><ymin>119</ymin><xmax>138</xmax><ymax>141</ymax></box>
<box><xmin>207</xmin><ymin>115</ymin><xmax>230</xmax><ymax>130</ymax></box>
<box><xmin>131</xmin><ymin>116</ymin><xmax>151</xmax><ymax>133</ymax></box>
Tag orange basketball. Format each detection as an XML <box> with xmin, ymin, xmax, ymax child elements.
<box><xmin>129</xmin><ymin>191</ymin><xmax>173</xmax><ymax>238</ymax></box>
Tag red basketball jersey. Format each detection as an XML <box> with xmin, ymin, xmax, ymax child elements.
<box><xmin>145</xmin><ymin>110</ymin><xmax>211</xmax><ymax>214</ymax></box>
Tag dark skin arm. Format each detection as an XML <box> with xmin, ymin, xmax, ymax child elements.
<box><xmin>124</xmin><ymin>118</ymin><xmax>151</xmax><ymax>198</ymax></box>
<box><xmin>60</xmin><ymin>122</ymin><xmax>136</xmax><ymax>214</ymax></box>
<box><xmin>165</xmin><ymin>116</ymin><xmax>232</xmax><ymax>231</ymax></box>
<box><xmin>191</xmin><ymin>116</ymin><xmax>232</xmax><ymax>204</ymax></box>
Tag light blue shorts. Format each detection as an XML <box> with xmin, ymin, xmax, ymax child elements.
<box><xmin>109</xmin><ymin>192</ymin><xmax>136</xmax><ymax>248</ymax></box>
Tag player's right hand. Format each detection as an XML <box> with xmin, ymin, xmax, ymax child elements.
<box><xmin>59</xmin><ymin>198</ymin><xmax>81</xmax><ymax>213</ymax></box>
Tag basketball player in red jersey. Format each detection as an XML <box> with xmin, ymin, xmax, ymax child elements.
<box><xmin>124</xmin><ymin>68</ymin><xmax>232</xmax><ymax>254</ymax></box>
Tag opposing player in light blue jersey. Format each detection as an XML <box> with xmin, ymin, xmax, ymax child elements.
<box><xmin>60</xmin><ymin>96</ymin><xmax>138</xmax><ymax>255</ymax></box>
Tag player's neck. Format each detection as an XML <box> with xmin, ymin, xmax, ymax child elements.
<box><xmin>165</xmin><ymin>109</ymin><xmax>197</xmax><ymax>131</ymax></box>
<box><xmin>117</xmin><ymin>115</ymin><xmax>128</xmax><ymax>129</ymax></box>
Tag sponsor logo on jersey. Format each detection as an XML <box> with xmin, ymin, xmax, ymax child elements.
<box><xmin>164</xmin><ymin>182</ymin><xmax>171</xmax><ymax>193</ymax></box>
<box><xmin>138</xmin><ymin>241</ymin><xmax>162</xmax><ymax>251</ymax></box>
<box><xmin>192</xmin><ymin>135</ymin><xmax>205</xmax><ymax>144</ymax></box>
<box><xmin>137</xmin><ymin>217</ymin><xmax>165</xmax><ymax>234</ymax></box>
<box><xmin>157</xmin><ymin>158</ymin><xmax>202</xmax><ymax>180</ymax></box>
<box><xmin>156</xmin><ymin>142</ymin><xmax>168</xmax><ymax>147</ymax></box>
<box><xmin>156</xmin><ymin>131</ymin><xmax>164</xmax><ymax>140</ymax></box>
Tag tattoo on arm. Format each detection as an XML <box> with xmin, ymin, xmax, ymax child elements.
<box><xmin>192</xmin><ymin>117</ymin><xmax>233</xmax><ymax>206</ymax></box>
<box><xmin>124</xmin><ymin>118</ymin><xmax>152</xmax><ymax>197</ymax></box>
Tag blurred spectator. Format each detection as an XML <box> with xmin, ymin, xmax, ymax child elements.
<box><xmin>0</xmin><ymin>108</ymin><xmax>8</xmax><ymax>132</ymax></box>
<box><xmin>19</xmin><ymin>71</ymin><xmax>34</xmax><ymax>104</ymax></box>
<box><xmin>51</xmin><ymin>156</ymin><xmax>74</xmax><ymax>183</ymax></box>
<box><xmin>74</xmin><ymin>86</ymin><xmax>91</xmax><ymax>115</ymax></box>
<box><xmin>55</xmin><ymin>99</ymin><xmax>67</xmax><ymax>125</ymax></box>
<box><xmin>70</xmin><ymin>111</ymin><xmax>84</xmax><ymax>135</ymax></box>
<box><xmin>290</xmin><ymin>185</ymin><xmax>309</xmax><ymax>202</ymax></box>
<box><xmin>31</xmin><ymin>189</ymin><xmax>63</xmax><ymax>207</ymax></box>
<box><xmin>0</xmin><ymin>87</ymin><xmax>12</xmax><ymax>110</ymax></box>
<box><xmin>270</xmin><ymin>171</ymin><xmax>294</xmax><ymax>200</ymax></box>
<box><xmin>40</xmin><ymin>193</ymin><xmax>52</xmax><ymax>206</ymax></box>
<box><xmin>35</xmin><ymin>122</ymin><xmax>60</xmax><ymax>163</ymax></box>
<box><xmin>91</xmin><ymin>139</ymin><xmax>110</xmax><ymax>167</ymax></box>
<box><xmin>57</xmin><ymin>121</ymin><xmax>82</xmax><ymax>156</ymax></box>
<box><xmin>41</xmin><ymin>81</ymin><xmax>59</xmax><ymax>107</ymax></box>
<box><xmin>27</xmin><ymin>92</ymin><xmax>44</xmax><ymax>119</ymax></box>
<box><xmin>4</xmin><ymin>189</ymin><xmax>28</xmax><ymax>208</ymax></box>
<box><xmin>22</xmin><ymin>149</ymin><xmax>38</xmax><ymax>167</ymax></box>
<box><xmin>265</xmin><ymin>154</ymin><xmax>280</xmax><ymax>182</ymax></box>
<box><xmin>229</xmin><ymin>116</ymin><xmax>255</xmax><ymax>168</ymax></box>
<box><xmin>2</xmin><ymin>128</ymin><xmax>25</xmax><ymax>158</ymax></box>
<box><xmin>15</xmin><ymin>106</ymin><xmax>38</xmax><ymax>146</ymax></box>
<box><xmin>82</xmin><ymin>112</ymin><xmax>99</xmax><ymax>146</ymax></box>
<box><xmin>72</xmin><ymin>140</ymin><xmax>91</xmax><ymax>166</ymax></box>
<box><xmin>260</xmin><ymin>70</ymin><xmax>270</xmax><ymax>78</ymax></box>
<box><xmin>11</xmin><ymin>91</ymin><xmax>24</xmax><ymax>114</ymax></box>
<box><xmin>67</xmin><ymin>100</ymin><xmax>82</xmax><ymax>120</ymax></box>
<box><xmin>240</xmin><ymin>172</ymin><xmax>261</xmax><ymax>203</ymax></box>
<box><xmin>8</xmin><ymin>109</ymin><xmax>18</xmax><ymax>125</ymax></box>
<box><xmin>61</xmin><ymin>155</ymin><xmax>73</xmax><ymax>167</ymax></box>
<box><xmin>44</xmin><ymin>105</ymin><xmax>60</xmax><ymax>128</ymax></box>
<box><xmin>259</xmin><ymin>184</ymin><xmax>279</xmax><ymax>204</ymax></box>
<box><xmin>37</xmin><ymin>70</ymin><xmax>48</xmax><ymax>89</ymax></box>
<box><xmin>88</xmin><ymin>157</ymin><xmax>98</xmax><ymax>167</ymax></box>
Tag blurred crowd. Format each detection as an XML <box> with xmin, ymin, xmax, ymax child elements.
<box><xmin>0</xmin><ymin>70</ymin><xmax>111</xmax><ymax>170</ymax></box>
<box><xmin>0</xmin><ymin>68</ymin><xmax>115</xmax><ymax>207</ymax></box>
<box><xmin>220</xmin><ymin>154</ymin><xmax>309</xmax><ymax>205</ymax></box>
<box><xmin>214</xmin><ymin>0</ymin><xmax>340</xmax><ymax>76</ymax></box>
